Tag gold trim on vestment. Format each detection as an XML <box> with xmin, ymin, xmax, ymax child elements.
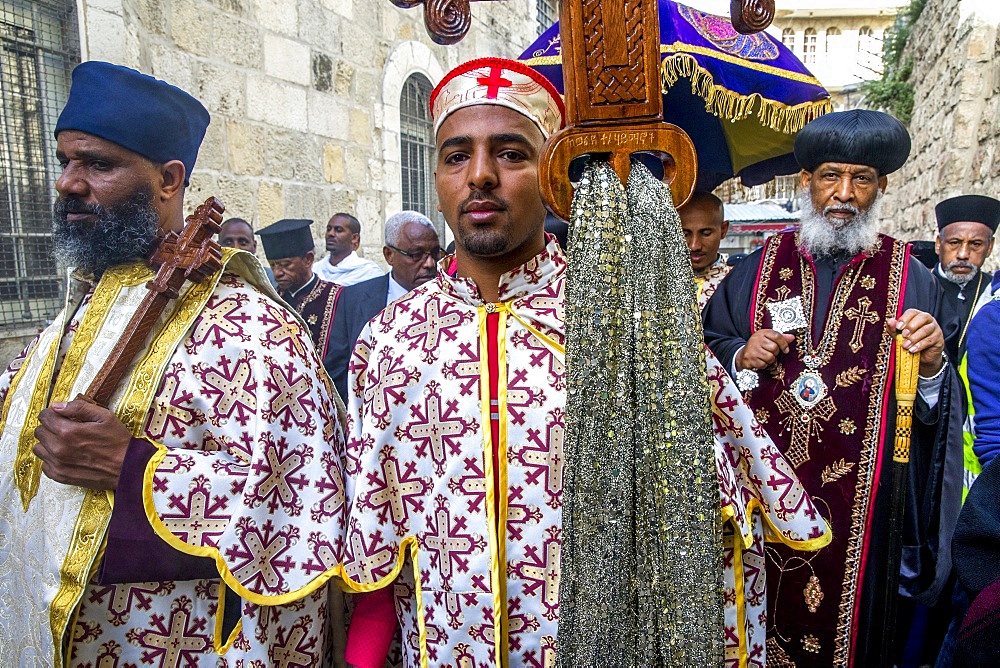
<box><xmin>833</xmin><ymin>239</ymin><xmax>907</xmax><ymax>663</ymax></box>
<box><xmin>141</xmin><ymin>441</ymin><xmax>345</xmax><ymax>605</ymax></box>
<box><xmin>479</xmin><ymin>305</ymin><xmax>506</xmax><ymax>665</ymax></box>
<box><xmin>50</xmin><ymin>489</ymin><xmax>112</xmax><ymax>667</ymax></box>
<box><xmin>9</xmin><ymin>323</ymin><xmax>61</xmax><ymax>510</ymax></box>
<box><xmin>496</xmin><ymin>309</ymin><xmax>511</xmax><ymax>664</ymax></box>
<box><xmin>16</xmin><ymin>262</ymin><xmax>153</xmax><ymax>509</ymax></box>
<box><xmin>337</xmin><ymin>535</ymin><xmax>429</xmax><ymax>668</ymax></box>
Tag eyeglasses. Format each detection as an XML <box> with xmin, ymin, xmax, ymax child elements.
<box><xmin>386</xmin><ymin>244</ymin><xmax>445</xmax><ymax>263</ymax></box>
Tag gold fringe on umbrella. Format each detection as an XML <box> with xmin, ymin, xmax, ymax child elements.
<box><xmin>661</xmin><ymin>51</ymin><xmax>833</xmax><ymax>134</ymax></box>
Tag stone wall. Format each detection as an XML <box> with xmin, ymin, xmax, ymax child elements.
<box><xmin>0</xmin><ymin>0</ymin><xmax>538</xmax><ymax>365</ymax></box>
<box><xmin>76</xmin><ymin>0</ymin><xmax>539</xmax><ymax>264</ymax></box>
<box><xmin>880</xmin><ymin>0</ymin><xmax>1000</xmax><ymax>249</ymax></box>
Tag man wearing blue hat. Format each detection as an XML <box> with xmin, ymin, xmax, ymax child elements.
<box><xmin>257</xmin><ymin>217</ymin><xmax>342</xmax><ymax>360</ymax></box>
<box><xmin>0</xmin><ymin>62</ymin><xmax>346</xmax><ymax>666</ymax></box>
<box><xmin>704</xmin><ymin>109</ymin><xmax>963</xmax><ymax>666</ymax></box>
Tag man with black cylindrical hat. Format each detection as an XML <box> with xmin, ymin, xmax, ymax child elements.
<box><xmin>932</xmin><ymin>194</ymin><xmax>1000</xmax><ymax>361</ymax></box>
<box><xmin>704</xmin><ymin>109</ymin><xmax>963</xmax><ymax>666</ymax></box>
<box><xmin>0</xmin><ymin>62</ymin><xmax>346</xmax><ymax>666</ymax></box>
<box><xmin>257</xmin><ymin>217</ymin><xmax>342</xmax><ymax>361</ymax></box>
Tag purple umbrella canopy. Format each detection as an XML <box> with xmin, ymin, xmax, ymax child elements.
<box><xmin>519</xmin><ymin>1</ymin><xmax>833</xmax><ymax>191</ymax></box>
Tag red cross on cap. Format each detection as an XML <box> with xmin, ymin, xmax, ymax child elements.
<box><xmin>476</xmin><ymin>66</ymin><xmax>513</xmax><ymax>100</ymax></box>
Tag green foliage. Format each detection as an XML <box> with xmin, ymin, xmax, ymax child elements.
<box><xmin>862</xmin><ymin>0</ymin><xmax>928</xmax><ymax>123</ymax></box>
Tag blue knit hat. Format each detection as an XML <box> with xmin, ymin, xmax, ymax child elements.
<box><xmin>55</xmin><ymin>61</ymin><xmax>210</xmax><ymax>185</ymax></box>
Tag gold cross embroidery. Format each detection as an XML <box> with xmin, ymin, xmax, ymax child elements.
<box><xmin>774</xmin><ymin>285</ymin><xmax>792</xmax><ymax>301</ymax></box>
<box><xmin>776</xmin><ymin>391</ymin><xmax>836</xmax><ymax>468</ymax></box>
<box><xmin>844</xmin><ymin>296</ymin><xmax>879</xmax><ymax>353</ymax></box>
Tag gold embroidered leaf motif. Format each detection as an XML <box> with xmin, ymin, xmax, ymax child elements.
<box><xmin>821</xmin><ymin>458</ymin><xmax>855</xmax><ymax>485</ymax></box>
<box><xmin>769</xmin><ymin>363</ymin><xmax>785</xmax><ymax>382</ymax></box>
<box><xmin>835</xmin><ymin>366</ymin><xmax>865</xmax><ymax>388</ymax></box>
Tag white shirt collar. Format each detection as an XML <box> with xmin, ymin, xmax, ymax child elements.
<box><xmin>386</xmin><ymin>272</ymin><xmax>408</xmax><ymax>306</ymax></box>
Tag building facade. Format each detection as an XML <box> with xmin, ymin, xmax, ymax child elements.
<box><xmin>880</xmin><ymin>0</ymin><xmax>1000</xmax><ymax>246</ymax></box>
<box><xmin>765</xmin><ymin>0</ymin><xmax>907</xmax><ymax>109</ymax></box>
<box><xmin>0</xmin><ymin>0</ymin><xmax>546</xmax><ymax>362</ymax></box>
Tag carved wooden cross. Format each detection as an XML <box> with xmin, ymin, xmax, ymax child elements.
<box><xmin>389</xmin><ymin>0</ymin><xmax>775</xmax><ymax>45</ymax></box>
<box><xmin>845</xmin><ymin>296</ymin><xmax>879</xmax><ymax>353</ymax></box>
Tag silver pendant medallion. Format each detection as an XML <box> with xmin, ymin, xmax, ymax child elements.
<box><xmin>792</xmin><ymin>369</ymin><xmax>828</xmax><ymax>410</ymax></box>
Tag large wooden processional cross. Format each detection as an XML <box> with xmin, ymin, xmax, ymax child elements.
<box><xmin>389</xmin><ymin>0</ymin><xmax>775</xmax><ymax>216</ymax></box>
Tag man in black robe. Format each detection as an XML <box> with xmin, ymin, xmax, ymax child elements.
<box><xmin>703</xmin><ymin>109</ymin><xmax>963</xmax><ymax>666</ymax></box>
<box><xmin>257</xmin><ymin>218</ymin><xmax>342</xmax><ymax>360</ymax></box>
<box><xmin>932</xmin><ymin>194</ymin><xmax>1000</xmax><ymax>362</ymax></box>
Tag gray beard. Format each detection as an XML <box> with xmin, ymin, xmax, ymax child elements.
<box><xmin>940</xmin><ymin>262</ymin><xmax>977</xmax><ymax>286</ymax></box>
<box><xmin>796</xmin><ymin>190</ymin><xmax>883</xmax><ymax>258</ymax></box>
<box><xmin>52</xmin><ymin>187</ymin><xmax>160</xmax><ymax>277</ymax></box>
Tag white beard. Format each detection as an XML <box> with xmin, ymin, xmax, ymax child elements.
<box><xmin>797</xmin><ymin>190</ymin><xmax>883</xmax><ymax>258</ymax></box>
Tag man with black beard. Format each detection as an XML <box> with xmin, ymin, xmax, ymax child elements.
<box><xmin>703</xmin><ymin>109</ymin><xmax>963</xmax><ymax>666</ymax></box>
<box><xmin>931</xmin><ymin>194</ymin><xmax>1000</xmax><ymax>362</ymax></box>
<box><xmin>53</xmin><ymin>185</ymin><xmax>160</xmax><ymax>274</ymax></box>
<box><xmin>0</xmin><ymin>61</ymin><xmax>346</xmax><ymax>666</ymax></box>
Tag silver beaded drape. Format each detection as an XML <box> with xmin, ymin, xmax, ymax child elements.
<box><xmin>559</xmin><ymin>159</ymin><xmax>724</xmax><ymax>666</ymax></box>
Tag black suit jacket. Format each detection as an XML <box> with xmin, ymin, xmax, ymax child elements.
<box><xmin>324</xmin><ymin>273</ymin><xmax>389</xmax><ymax>401</ymax></box>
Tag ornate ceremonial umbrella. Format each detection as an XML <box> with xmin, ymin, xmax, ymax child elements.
<box><xmin>519</xmin><ymin>0</ymin><xmax>832</xmax><ymax>192</ymax></box>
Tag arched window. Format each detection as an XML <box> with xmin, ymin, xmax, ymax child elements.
<box><xmin>825</xmin><ymin>27</ymin><xmax>841</xmax><ymax>55</ymax></box>
<box><xmin>0</xmin><ymin>0</ymin><xmax>78</xmax><ymax>332</ymax></box>
<box><xmin>858</xmin><ymin>26</ymin><xmax>877</xmax><ymax>70</ymax></box>
<box><xmin>803</xmin><ymin>28</ymin><xmax>817</xmax><ymax>63</ymax></box>
<box><xmin>781</xmin><ymin>28</ymin><xmax>795</xmax><ymax>52</ymax></box>
<box><xmin>537</xmin><ymin>0</ymin><xmax>557</xmax><ymax>34</ymax></box>
<box><xmin>858</xmin><ymin>25</ymin><xmax>874</xmax><ymax>52</ymax></box>
<box><xmin>399</xmin><ymin>73</ymin><xmax>438</xmax><ymax>230</ymax></box>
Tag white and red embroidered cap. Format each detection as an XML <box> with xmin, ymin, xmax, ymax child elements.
<box><xmin>430</xmin><ymin>57</ymin><xmax>565</xmax><ymax>139</ymax></box>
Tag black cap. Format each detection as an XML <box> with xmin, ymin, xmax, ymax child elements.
<box><xmin>935</xmin><ymin>195</ymin><xmax>1000</xmax><ymax>233</ymax></box>
<box><xmin>256</xmin><ymin>219</ymin><xmax>315</xmax><ymax>260</ymax></box>
<box><xmin>794</xmin><ymin>109</ymin><xmax>911</xmax><ymax>175</ymax></box>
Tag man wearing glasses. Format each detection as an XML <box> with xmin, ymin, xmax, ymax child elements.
<box><xmin>324</xmin><ymin>210</ymin><xmax>441</xmax><ymax>399</ymax></box>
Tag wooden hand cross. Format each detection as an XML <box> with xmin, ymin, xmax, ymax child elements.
<box><xmin>84</xmin><ymin>197</ymin><xmax>225</xmax><ymax>407</ymax></box>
